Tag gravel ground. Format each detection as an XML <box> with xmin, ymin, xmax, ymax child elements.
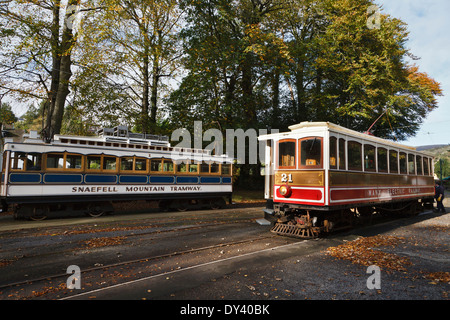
<box><xmin>160</xmin><ymin>199</ymin><xmax>449</xmax><ymax>301</ymax></box>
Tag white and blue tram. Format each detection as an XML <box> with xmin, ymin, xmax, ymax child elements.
<box><xmin>1</xmin><ymin>126</ymin><xmax>233</xmax><ymax>220</ymax></box>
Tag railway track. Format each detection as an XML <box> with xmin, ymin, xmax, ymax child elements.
<box><xmin>0</xmin><ymin>234</ymin><xmax>283</xmax><ymax>299</ymax></box>
<box><xmin>0</xmin><ymin>206</ymin><xmax>282</xmax><ymax>299</ymax></box>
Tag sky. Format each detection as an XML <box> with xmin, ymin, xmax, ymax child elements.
<box><xmin>377</xmin><ymin>0</ymin><xmax>450</xmax><ymax>147</ymax></box>
<box><xmin>5</xmin><ymin>1</ymin><xmax>449</xmax><ymax>148</ymax></box>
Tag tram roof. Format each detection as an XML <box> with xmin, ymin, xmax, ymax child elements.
<box><xmin>259</xmin><ymin>122</ymin><xmax>419</xmax><ymax>152</ymax></box>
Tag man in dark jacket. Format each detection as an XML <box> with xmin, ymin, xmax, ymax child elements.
<box><xmin>434</xmin><ymin>182</ymin><xmax>446</xmax><ymax>213</ymax></box>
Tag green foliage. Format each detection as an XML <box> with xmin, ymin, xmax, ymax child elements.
<box><xmin>167</xmin><ymin>0</ymin><xmax>442</xmax><ymax>143</ymax></box>
<box><xmin>0</xmin><ymin>102</ymin><xmax>18</xmax><ymax>125</ymax></box>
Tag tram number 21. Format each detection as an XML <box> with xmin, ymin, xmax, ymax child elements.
<box><xmin>281</xmin><ymin>173</ymin><xmax>293</xmax><ymax>183</ymax></box>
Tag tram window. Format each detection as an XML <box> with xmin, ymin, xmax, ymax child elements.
<box><xmin>278</xmin><ymin>140</ymin><xmax>296</xmax><ymax>169</ymax></box>
<box><xmin>103</xmin><ymin>157</ymin><xmax>117</xmax><ymax>171</ymax></box>
<box><xmin>377</xmin><ymin>148</ymin><xmax>388</xmax><ymax>172</ymax></box>
<box><xmin>348</xmin><ymin>141</ymin><xmax>362</xmax><ymax>171</ymax></box>
<box><xmin>87</xmin><ymin>156</ymin><xmax>101</xmax><ymax>170</ymax></box>
<box><xmin>135</xmin><ymin>158</ymin><xmax>147</xmax><ymax>171</ymax></box>
<box><xmin>408</xmin><ymin>154</ymin><xmax>415</xmax><ymax>175</ymax></box>
<box><xmin>300</xmin><ymin>138</ymin><xmax>322</xmax><ymax>168</ymax></box>
<box><xmin>189</xmin><ymin>163</ymin><xmax>198</xmax><ymax>173</ymax></box>
<box><xmin>121</xmin><ymin>157</ymin><xmax>134</xmax><ymax>171</ymax></box>
<box><xmin>364</xmin><ymin>145</ymin><xmax>376</xmax><ymax>172</ymax></box>
<box><xmin>10</xmin><ymin>152</ymin><xmax>26</xmax><ymax>170</ymax></box>
<box><xmin>339</xmin><ymin>138</ymin><xmax>346</xmax><ymax>170</ymax></box>
<box><xmin>416</xmin><ymin>156</ymin><xmax>423</xmax><ymax>175</ymax></box>
<box><xmin>329</xmin><ymin>137</ymin><xmax>337</xmax><ymax>169</ymax></box>
<box><xmin>399</xmin><ymin>153</ymin><xmax>407</xmax><ymax>174</ymax></box>
<box><xmin>47</xmin><ymin>153</ymin><xmax>65</xmax><ymax>169</ymax></box>
<box><xmin>200</xmin><ymin>162</ymin><xmax>210</xmax><ymax>173</ymax></box>
<box><xmin>177</xmin><ymin>163</ymin><xmax>187</xmax><ymax>173</ymax></box>
<box><xmin>222</xmin><ymin>164</ymin><xmax>232</xmax><ymax>176</ymax></box>
<box><xmin>163</xmin><ymin>160</ymin><xmax>173</xmax><ymax>172</ymax></box>
<box><xmin>65</xmin><ymin>154</ymin><xmax>82</xmax><ymax>170</ymax></box>
<box><xmin>150</xmin><ymin>159</ymin><xmax>161</xmax><ymax>172</ymax></box>
<box><xmin>423</xmin><ymin>157</ymin><xmax>430</xmax><ymax>176</ymax></box>
<box><xmin>211</xmin><ymin>163</ymin><xmax>219</xmax><ymax>173</ymax></box>
<box><xmin>389</xmin><ymin>150</ymin><xmax>398</xmax><ymax>174</ymax></box>
<box><xmin>26</xmin><ymin>153</ymin><xmax>42</xmax><ymax>171</ymax></box>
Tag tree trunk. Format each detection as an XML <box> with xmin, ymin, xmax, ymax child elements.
<box><xmin>44</xmin><ymin>0</ymin><xmax>61</xmax><ymax>136</ymax></box>
<box><xmin>141</xmin><ymin>51</ymin><xmax>150</xmax><ymax>133</ymax></box>
<box><xmin>295</xmin><ymin>58</ymin><xmax>307</xmax><ymax>123</ymax></box>
<box><xmin>241</xmin><ymin>52</ymin><xmax>256</xmax><ymax>127</ymax></box>
<box><xmin>149</xmin><ymin>55</ymin><xmax>160</xmax><ymax>134</ymax></box>
<box><xmin>50</xmin><ymin>0</ymin><xmax>79</xmax><ymax>135</ymax></box>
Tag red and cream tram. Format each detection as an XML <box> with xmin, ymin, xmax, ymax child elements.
<box><xmin>259</xmin><ymin>122</ymin><xmax>435</xmax><ymax>238</ymax></box>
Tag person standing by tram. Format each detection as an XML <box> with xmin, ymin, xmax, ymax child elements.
<box><xmin>434</xmin><ymin>181</ymin><xmax>446</xmax><ymax>213</ymax></box>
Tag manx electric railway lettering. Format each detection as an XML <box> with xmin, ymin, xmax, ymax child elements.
<box><xmin>259</xmin><ymin>122</ymin><xmax>435</xmax><ymax>238</ymax></box>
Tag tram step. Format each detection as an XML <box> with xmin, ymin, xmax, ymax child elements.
<box><xmin>270</xmin><ymin>223</ymin><xmax>319</xmax><ymax>239</ymax></box>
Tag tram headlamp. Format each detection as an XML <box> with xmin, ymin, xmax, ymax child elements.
<box><xmin>279</xmin><ymin>185</ymin><xmax>292</xmax><ymax>198</ymax></box>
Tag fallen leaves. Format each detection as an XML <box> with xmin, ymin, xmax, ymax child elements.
<box><xmin>81</xmin><ymin>236</ymin><xmax>127</xmax><ymax>249</ymax></box>
<box><xmin>326</xmin><ymin>235</ymin><xmax>412</xmax><ymax>273</ymax></box>
<box><xmin>423</xmin><ymin>272</ymin><xmax>450</xmax><ymax>284</ymax></box>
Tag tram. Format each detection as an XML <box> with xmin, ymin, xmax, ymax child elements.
<box><xmin>259</xmin><ymin>122</ymin><xmax>435</xmax><ymax>238</ymax></box>
<box><xmin>0</xmin><ymin>126</ymin><xmax>233</xmax><ymax>220</ymax></box>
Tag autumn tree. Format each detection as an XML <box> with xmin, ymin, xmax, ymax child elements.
<box><xmin>76</xmin><ymin>0</ymin><xmax>183</xmax><ymax>134</ymax></box>
<box><xmin>296</xmin><ymin>0</ymin><xmax>442</xmax><ymax>140</ymax></box>
<box><xmin>0</xmin><ymin>0</ymin><xmax>81</xmax><ymax>137</ymax></box>
<box><xmin>168</xmin><ymin>0</ymin><xmax>288</xmax><ymax>132</ymax></box>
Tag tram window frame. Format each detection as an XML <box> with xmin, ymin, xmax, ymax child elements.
<box><xmin>134</xmin><ymin>157</ymin><xmax>147</xmax><ymax>172</ymax></box>
<box><xmin>299</xmin><ymin>137</ymin><xmax>323</xmax><ymax>169</ymax></box>
<box><xmin>423</xmin><ymin>157</ymin><xmax>430</xmax><ymax>176</ymax></box>
<box><xmin>150</xmin><ymin>159</ymin><xmax>162</xmax><ymax>173</ymax></box>
<box><xmin>399</xmin><ymin>152</ymin><xmax>407</xmax><ymax>174</ymax></box>
<box><xmin>347</xmin><ymin>141</ymin><xmax>362</xmax><ymax>171</ymax></box>
<box><xmin>86</xmin><ymin>155</ymin><xmax>101</xmax><ymax>171</ymax></box>
<box><xmin>389</xmin><ymin>150</ymin><xmax>399</xmax><ymax>174</ymax></box>
<box><xmin>377</xmin><ymin>147</ymin><xmax>388</xmax><ymax>173</ymax></box>
<box><xmin>46</xmin><ymin>153</ymin><xmax>65</xmax><ymax>170</ymax></box>
<box><xmin>363</xmin><ymin>144</ymin><xmax>376</xmax><ymax>172</ymax></box>
<box><xmin>149</xmin><ymin>159</ymin><xmax>174</xmax><ymax>174</ymax></box>
<box><xmin>278</xmin><ymin>139</ymin><xmax>296</xmax><ymax>169</ymax></box>
<box><xmin>65</xmin><ymin>153</ymin><xmax>83</xmax><ymax>171</ymax></box>
<box><xmin>176</xmin><ymin>162</ymin><xmax>188</xmax><ymax>173</ymax></box>
<box><xmin>222</xmin><ymin>163</ymin><xmax>232</xmax><ymax>176</ymax></box>
<box><xmin>416</xmin><ymin>155</ymin><xmax>423</xmax><ymax>175</ymax></box>
<box><xmin>329</xmin><ymin>136</ymin><xmax>337</xmax><ymax>170</ymax></box>
<box><xmin>200</xmin><ymin>162</ymin><xmax>210</xmax><ymax>174</ymax></box>
<box><xmin>408</xmin><ymin>154</ymin><xmax>415</xmax><ymax>175</ymax></box>
<box><xmin>103</xmin><ymin>156</ymin><xmax>118</xmax><ymax>172</ymax></box>
<box><xmin>10</xmin><ymin>152</ymin><xmax>27</xmax><ymax>171</ymax></box>
<box><xmin>338</xmin><ymin>138</ymin><xmax>346</xmax><ymax>170</ymax></box>
<box><xmin>189</xmin><ymin>163</ymin><xmax>199</xmax><ymax>174</ymax></box>
<box><xmin>45</xmin><ymin>153</ymin><xmax>84</xmax><ymax>171</ymax></box>
<box><xmin>121</xmin><ymin>157</ymin><xmax>134</xmax><ymax>172</ymax></box>
<box><xmin>162</xmin><ymin>160</ymin><xmax>174</xmax><ymax>173</ymax></box>
<box><xmin>25</xmin><ymin>153</ymin><xmax>42</xmax><ymax>171</ymax></box>
<box><xmin>210</xmin><ymin>163</ymin><xmax>220</xmax><ymax>174</ymax></box>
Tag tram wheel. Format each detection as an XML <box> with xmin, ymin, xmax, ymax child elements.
<box><xmin>209</xmin><ymin>198</ymin><xmax>225</xmax><ymax>210</ymax></box>
<box><xmin>175</xmin><ymin>200</ymin><xmax>189</xmax><ymax>212</ymax></box>
<box><xmin>29</xmin><ymin>206</ymin><xmax>49</xmax><ymax>221</ymax></box>
<box><xmin>87</xmin><ymin>204</ymin><xmax>105</xmax><ymax>217</ymax></box>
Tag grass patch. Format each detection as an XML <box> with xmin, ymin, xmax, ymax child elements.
<box><xmin>232</xmin><ymin>189</ymin><xmax>265</xmax><ymax>203</ymax></box>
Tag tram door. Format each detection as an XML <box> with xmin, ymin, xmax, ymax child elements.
<box><xmin>263</xmin><ymin>140</ymin><xmax>274</xmax><ymax>199</ymax></box>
